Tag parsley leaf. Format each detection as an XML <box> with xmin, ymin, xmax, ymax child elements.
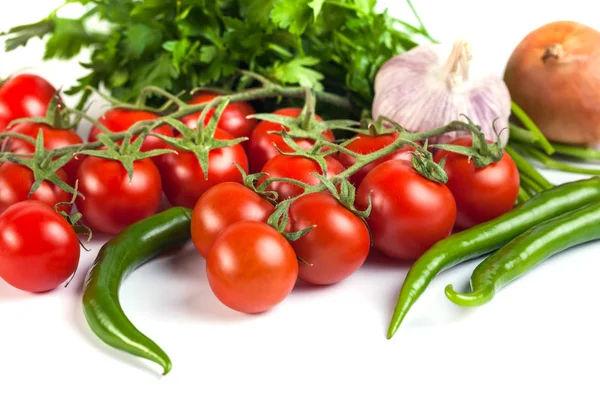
<box><xmin>270</xmin><ymin>0</ymin><xmax>313</xmax><ymax>35</ymax></box>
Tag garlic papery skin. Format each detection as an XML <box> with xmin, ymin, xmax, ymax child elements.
<box><xmin>372</xmin><ymin>39</ymin><xmax>511</xmax><ymax>146</ymax></box>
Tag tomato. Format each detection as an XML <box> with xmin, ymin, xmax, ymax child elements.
<box><xmin>433</xmin><ymin>137</ymin><xmax>520</xmax><ymax>229</ymax></box>
<box><xmin>258</xmin><ymin>155</ymin><xmax>345</xmax><ymax>201</ymax></box>
<box><xmin>180</xmin><ymin>92</ymin><xmax>258</xmax><ymax>142</ymax></box>
<box><xmin>158</xmin><ymin>129</ymin><xmax>249</xmax><ymax>209</ymax></box>
<box><xmin>246</xmin><ymin>108</ymin><xmax>334</xmax><ymax>173</ymax></box>
<box><xmin>0</xmin><ymin>73</ymin><xmax>57</xmax><ymax>120</ymax></box>
<box><xmin>7</xmin><ymin>122</ymin><xmax>85</xmax><ymax>184</ymax></box>
<box><xmin>75</xmin><ymin>156</ymin><xmax>163</xmax><ymax>235</ymax></box>
<box><xmin>337</xmin><ymin>133</ymin><xmax>415</xmax><ymax>186</ymax></box>
<box><xmin>0</xmin><ymin>200</ymin><xmax>80</xmax><ymax>293</ymax></box>
<box><xmin>207</xmin><ymin>221</ymin><xmax>298</xmax><ymax>314</ymax></box>
<box><xmin>191</xmin><ymin>182</ymin><xmax>274</xmax><ymax>259</ymax></box>
<box><xmin>287</xmin><ymin>193</ymin><xmax>370</xmax><ymax>285</ymax></box>
<box><xmin>356</xmin><ymin>160</ymin><xmax>456</xmax><ymax>260</ymax></box>
<box><xmin>0</xmin><ymin>162</ymin><xmax>71</xmax><ymax>215</ymax></box>
<box><xmin>0</xmin><ymin>99</ymin><xmax>12</xmax><ymax>131</ymax></box>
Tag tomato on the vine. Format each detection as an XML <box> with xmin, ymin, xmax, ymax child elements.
<box><xmin>0</xmin><ymin>200</ymin><xmax>80</xmax><ymax>293</ymax></box>
<box><xmin>0</xmin><ymin>100</ymin><xmax>12</xmax><ymax>131</ymax></box>
<box><xmin>191</xmin><ymin>182</ymin><xmax>274</xmax><ymax>259</ymax></box>
<box><xmin>356</xmin><ymin>159</ymin><xmax>456</xmax><ymax>260</ymax></box>
<box><xmin>75</xmin><ymin>156</ymin><xmax>163</xmax><ymax>235</ymax></box>
<box><xmin>0</xmin><ymin>73</ymin><xmax>57</xmax><ymax>120</ymax></box>
<box><xmin>337</xmin><ymin>133</ymin><xmax>415</xmax><ymax>186</ymax></box>
<box><xmin>180</xmin><ymin>92</ymin><xmax>258</xmax><ymax>141</ymax></box>
<box><xmin>0</xmin><ymin>162</ymin><xmax>71</xmax><ymax>215</ymax></box>
<box><xmin>258</xmin><ymin>154</ymin><xmax>344</xmax><ymax>201</ymax></box>
<box><xmin>158</xmin><ymin>129</ymin><xmax>249</xmax><ymax>209</ymax></box>
<box><xmin>246</xmin><ymin>108</ymin><xmax>334</xmax><ymax>173</ymax></box>
<box><xmin>287</xmin><ymin>192</ymin><xmax>370</xmax><ymax>285</ymax></box>
<box><xmin>207</xmin><ymin>220</ymin><xmax>298</xmax><ymax>314</ymax></box>
<box><xmin>8</xmin><ymin>122</ymin><xmax>85</xmax><ymax>184</ymax></box>
<box><xmin>433</xmin><ymin>137</ymin><xmax>520</xmax><ymax>230</ymax></box>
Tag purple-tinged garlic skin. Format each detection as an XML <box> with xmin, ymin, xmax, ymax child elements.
<box><xmin>372</xmin><ymin>41</ymin><xmax>511</xmax><ymax>146</ymax></box>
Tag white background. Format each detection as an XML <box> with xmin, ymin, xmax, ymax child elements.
<box><xmin>2</xmin><ymin>1</ymin><xmax>600</xmax><ymax>399</ymax></box>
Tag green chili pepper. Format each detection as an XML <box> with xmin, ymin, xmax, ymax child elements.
<box><xmin>387</xmin><ymin>177</ymin><xmax>600</xmax><ymax>339</ymax></box>
<box><xmin>445</xmin><ymin>201</ymin><xmax>600</xmax><ymax>307</ymax></box>
<box><xmin>82</xmin><ymin>207</ymin><xmax>193</xmax><ymax>375</ymax></box>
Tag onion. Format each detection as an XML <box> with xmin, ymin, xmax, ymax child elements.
<box><xmin>504</xmin><ymin>21</ymin><xmax>600</xmax><ymax>145</ymax></box>
<box><xmin>372</xmin><ymin>39</ymin><xmax>511</xmax><ymax>146</ymax></box>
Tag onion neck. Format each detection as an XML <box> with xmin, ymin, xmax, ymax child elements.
<box><xmin>441</xmin><ymin>39</ymin><xmax>473</xmax><ymax>89</ymax></box>
<box><xmin>542</xmin><ymin>44</ymin><xmax>565</xmax><ymax>63</ymax></box>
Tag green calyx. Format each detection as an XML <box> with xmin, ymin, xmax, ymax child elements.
<box><xmin>267</xmin><ymin>198</ymin><xmax>315</xmax><ymax>242</ymax></box>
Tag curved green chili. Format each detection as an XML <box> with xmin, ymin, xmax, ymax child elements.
<box><xmin>446</xmin><ymin>201</ymin><xmax>600</xmax><ymax>307</ymax></box>
<box><xmin>387</xmin><ymin>177</ymin><xmax>600</xmax><ymax>339</ymax></box>
<box><xmin>82</xmin><ymin>207</ymin><xmax>193</xmax><ymax>375</ymax></box>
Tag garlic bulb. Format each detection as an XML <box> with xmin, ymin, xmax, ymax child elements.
<box><xmin>372</xmin><ymin>40</ymin><xmax>511</xmax><ymax>146</ymax></box>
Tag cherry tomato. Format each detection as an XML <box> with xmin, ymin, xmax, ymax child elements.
<box><xmin>8</xmin><ymin>122</ymin><xmax>85</xmax><ymax>184</ymax></box>
<box><xmin>191</xmin><ymin>182</ymin><xmax>274</xmax><ymax>259</ymax></box>
<box><xmin>180</xmin><ymin>92</ymin><xmax>258</xmax><ymax>142</ymax></box>
<box><xmin>0</xmin><ymin>162</ymin><xmax>71</xmax><ymax>215</ymax></box>
<box><xmin>75</xmin><ymin>156</ymin><xmax>163</xmax><ymax>235</ymax></box>
<box><xmin>433</xmin><ymin>137</ymin><xmax>520</xmax><ymax>229</ymax></box>
<box><xmin>158</xmin><ymin>129</ymin><xmax>249</xmax><ymax>209</ymax></box>
<box><xmin>287</xmin><ymin>192</ymin><xmax>370</xmax><ymax>285</ymax></box>
<box><xmin>0</xmin><ymin>99</ymin><xmax>12</xmax><ymax>131</ymax></box>
<box><xmin>0</xmin><ymin>200</ymin><xmax>80</xmax><ymax>293</ymax></box>
<box><xmin>356</xmin><ymin>160</ymin><xmax>456</xmax><ymax>260</ymax></box>
<box><xmin>0</xmin><ymin>73</ymin><xmax>57</xmax><ymax>120</ymax></box>
<box><xmin>207</xmin><ymin>220</ymin><xmax>298</xmax><ymax>314</ymax></box>
<box><xmin>337</xmin><ymin>133</ymin><xmax>415</xmax><ymax>187</ymax></box>
<box><xmin>246</xmin><ymin>108</ymin><xmax>334</xmax><ymax>173</ymax></box>
<box><xmin>258</xmin><ymin>155</ymin><xmax>344</xmax><ymax>201</ymax></box>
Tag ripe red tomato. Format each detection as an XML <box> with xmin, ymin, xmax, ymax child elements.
<box><xmin>433</xmin><ymin>137</ymin><xmax>520</xmax><ymax>229</ymax></box>
<box><xmin>0</xmin><ymin>100</ymin><xmax>12</xmax><ymax>131</ymax></box>
<box><xmin>158</xmin><ymin>129</ymin><xmax>249</xmax><ymax>209</ymax></box>
<box><xmin>0</xmin><ymin>200</ymin><xmax>80</xmax><ymax>293</ymax></box>
<box><xmin>0</xmin><ymin>162</ymin><xmax>71</xmax><ymax>215</ymax></box>
<box><xmin>191</xmin><ymin>182</ymin><xmax>274</xmax><ymax>259</ymax></box>
<box><xmin>75</xmin><ymin>156</ymin><xmax>163</xmax><ymax>235</ymax></box>
<box><xmin>356</xmin><ymin>160</ymin><xmax>456</xmax><ymax>260</ymax></box>
<box><xmin>259</xmin><ymin>155</ymin><xmax>344</xmax><ymax>201</ymax></box>
<box><xmin>180</xmin><ymin>92</ymin><xmax>258</xmax><ymax>141</ymax></box>
<box><xmin>0</xmin><ymin>73</ymin><xmax>57</xmax><ymax>120</ymax></box>
<box><xmin>287</xmin><ymin>193</ymin><xmax>370</xmax><ymax>285</ymax></box>
<box><xmin>207</xmin><ymin>220</ymin><xmax>298</xmax><ymax>314</ymax></box>
<box><xmin>8</xmin><ymin>122</ymin><xmax>85</xmax><ymax>184</ymax></box>
<box><xmin>246</xmin><ymin>108</ymin><xmax>334</xmax><ymax>173</ymax></box>
<box><xmin>337</xmin><ymin>133</ymin><xmax>415</xmax><ymax>186</ymax></box>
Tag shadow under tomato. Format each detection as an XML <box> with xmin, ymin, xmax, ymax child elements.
<box><xmin>363</xmin><ymin>248</ymin><xmax>414</xmax><ymax>270</ymax></box>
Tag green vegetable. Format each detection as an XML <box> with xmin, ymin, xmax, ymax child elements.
<box><xmin>446</xmin><ymin>201</ymin><xmax>600</xmax><ymax>307</ymax></box>
<box><xmin>387</xmin><ymin>177</ymin><xmax>600</xmax><ymax>339</ymax></box>
<box><xmin>2</xmin><ymin>0</ymin><xmax>434</xmax><ymax>114</ymax></box>
<box><xmin>82</xmin><ymin>206</ymin><xmax>192</xmax><ymax>375</ymax></box>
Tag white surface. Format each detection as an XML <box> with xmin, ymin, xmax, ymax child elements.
<box><xmin>2</xmin><ymin>1</ymin><xmax>600</xmax><ymax>399</ymax></box>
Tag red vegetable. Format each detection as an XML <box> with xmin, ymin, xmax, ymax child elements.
<box><xmin>0</xmin><ymin>73</ymin><xmax>57</xmax><ymax>121</ymax></box>
<box><xmin>75</xmin><ymin>157</ymin><xmax>163</xmax><ymax>235</ymax></box>
<box><xmin>0</xmin><ymin>200</ymin><xmax>80</xmax><ymax>293</ymax></box>
<box><xmin>207</xmin><ymin>221</ymin><xmax>298</xmax><ymax>314</ymax></box>
<box><xmin>191</xmin><ymin>182</ymin><xmax>274</xmax><ymax>259</ymax></box>
<box><xmin>246</xmin><ymin>108</ymin><xmax>334</xmax><ymax>173</ymax></box>
<box><xmin>356</xmin><ymin>159</ymin><xmax>456</xmax><ymax>260</ymax></box>
<box><xmin>288</xmin><ymin>192</ymin><xmax>370</xmax><ymax>285</ymax></box>
<box><xmin>434</xmin><ymin>137</ymin><xmax>520</xmax><ymax>229</ymax></box>
<box><xmin>0</xmin><ymin>100</ymin><xmax>12</xmax><ymax>131</ymax></box>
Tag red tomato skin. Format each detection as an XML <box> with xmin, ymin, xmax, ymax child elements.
<box><xmin>0</xmin><ymin>162</ymin><xmax>71</xmax><ymax>215</ymax></box>
<box><xmin>246</xmin><ymin>108</ymin><xmax>334</xmax><ymax>173</ymax></box>
<box><xmin>191</xmin><ymin>182</ymin><xmax>274</xmax><ymax>259</ymax></box>
<box><xmin>75</xmin><ymin>157</ymin><xmax>163</xmax><ymax>235</ymax></box>
<box><xmin>158</xmin><ymin>129</ymin><xmax>249</xmax><ymax>209</ymax></box>
<box><xmin>337</xmin><ymin>133</ymin><xmax>415</xmax><ymax>187</ymax></box>
<box><xmin>207</xmin><ymin>221</ymin><xmax>298</xmax><ymax>314</ymax></box>
<box><xmin>8</xmin><ymin>122</ymin><xmax>85</xmax><ymax>184</ymax></box>
<box><xmin>180</xmin><ymin>92</ymin><xmax>258</xmax><ymax>141</ymax></box>
<box><xmin>0</xmin><ymin>200</ymin><xmax>80</xmax><ymax>293</ymax></box>
<box><xmin>433</xmin><ymin>137</ymin><xmax>520</xmax><ymax>229</ymax></box>
<box><xmin>0</xmin><ymin>74</ymin><xmax>57</xmax><ymax>119</ymax></box>
<box><xmin>288</xmin><ymin>193</ymin><xmax>370</xmax><ymax>285</ymax></box>
<box><xmin>356</xmin><ymin>160</ymin><xmax>457</xmax><ymax>260</ymax></box>
<box><xmin>0</xmin><ymin>99</ymin><xmax>12</xmax><ymax>131</ymax></box>
<box><xmin>259</xmin><ymin>155</ymin><xmax>344</xmax><ymax>201</ymax></box>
